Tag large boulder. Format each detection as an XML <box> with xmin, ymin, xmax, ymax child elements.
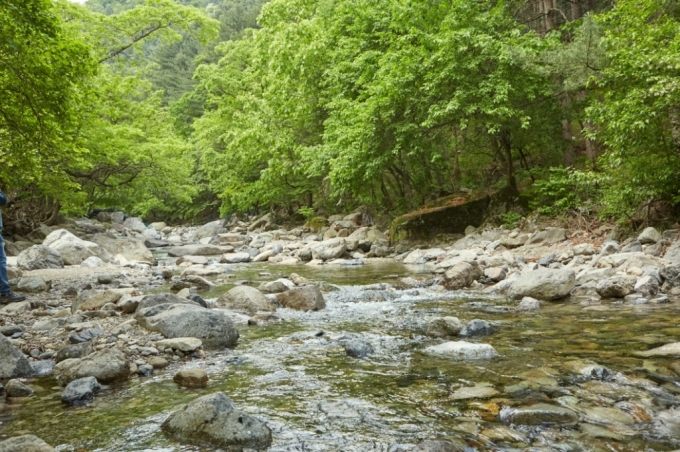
<box><xmin>0</xmin><ymin>334</ymin><xmax>33</xmax><ymax>379</ymax></box>
<box><xmin>443</xmin><ymin>262</ymin><xmax>482</xmax><ymax>290</ymax></box>
<box><xmin>217</xmin><ymin>286</ymin><xmax>275</xmax><ymax>315</ymax></box>
<box><xmin>194</xmin><ymin>220</ymin><xmax>226</xmax><ymax>241</ymax></box>
<box><xmin>276</xmin><ymin>286</ymin><xmax>326</xmax><ymax>311</ymax></box>
<box><xmin>507</xmin><ymin>268</ymin><xmax>575</xmax><ymax>300</ymax></box>
<box><xmin>16</xmin><ymin>245</ymin><xmax>64</xmax><ymax>270</ymax></box>
<box><xmin>595</xmin><ymin>276</ymin><xmax>637</xmax><ymax>299</ymax></box>
<box><xmin>161</xmin><ymin>392</ymin><xmax>272</xmax><ymax>450</ymax></box>
<box><xmin>53</xmin><ymin>347</ymin><xmax>129</xmax><ymax>386</ymax></box>
<box><xmin>135</xmin><ymin>304</ymin><xmax>239</xmax><ymax>348</ymax></box>
<box><xmin>90</xmin><ymin>233</ymin><xmax>155</xmax><ymax>264</ymax></box>
<box><xmin>43</xmin><ymin>229</ymin><xmax>113</xmax><ymax>265</ymax></box>
<box><xmin>0</xmin><ymin>435</ymin><xmax>55</xmax><ymax>452</ymax></box>
<box><xmin>312</xmin><ymin>238</ymin><xmax>347</xmax><ymax>261</ymax></box>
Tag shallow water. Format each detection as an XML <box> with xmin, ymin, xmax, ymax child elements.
<box><xmin>2</xmin><ymin>262</ymin><xmax>680</xmax><ymax>451</ymax></box>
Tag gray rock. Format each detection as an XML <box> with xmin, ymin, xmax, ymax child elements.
<box><xmin>161</xmin><ymin>392</ymin><xmax>272</xmax><ymax>450</ymax></box>
<box><xmin>91</xmin><ymin>233</ymin><xmax>155</xmax><ymax>264</ymax></box>
<box><xmin>221</xmin><ymin>252</ymin><xmax>252</xmax><ymax>264</ymax></box>
<box><xmin>600</xmin><ymin>240</ymin><xmax>620</xmax><ymax>256</ymax></box>
<box><xmin>507</xmin><ymin>268</ymin><xmax>575</xmax><ymax>300</ymax></box>
<box><xmin>621</xmin><ymin>240</ymin><xmax>642</xmax><ymax>253</ymax></box>
<box><xmin>53</xmin><ymin>347</ymin><xmax>129</xmax><ymax>386</ymax></box>
<box><xmin>123</xmin><ymin>217</ymin><xmax>147</xmax><ymax>233</ymax></box>
<box><xmin>135</xmin><ymin>303</ymin><xmax>239</xmax><ymax>349</ymax></box>
<box><xmin>443</xmin><ymin>261</ymin><xmax>482</xmax><ymax>290</ymax></box>
<box><xmin>500</xmin><ymin>403</ymin><xmax>579</xmax><ymax>426</ymax></box>
<box><xmin>664</xmin><ymin>240</ymin><xmax>680</xmax><ymax>262</ymax></box>
<box><xmin>5</xmin><ymin>379</ymin><xmax>33</xmax><ymax>397</ymax></box>
<box><xmin>276</xmin><ymin>286</ymin><xmax>326</xmax><ymax>311</ymax></box>
<box><xmin>167</xmin><ymin>245</ymin><xmax>225</xmax><ymax>257</ymax></box>
<box><xmin>423</xmin><ymin>341</ymin><xmax>498</xmax><ymax>360</ymax></box>
<box><xmin>426</xmin><ymin>317</ymin><xmax>464</xmax><ymax>338</ymax></box>
<box><xmin>156</xmin><ymin>337</ymin><xmax>202</xmax><ymax>352</ymax></box>
<box><xmin>72</xmin><ymin>290</ymin><xmax>123</xmax><ymax>313</ymax></box>
<box><xmin>61</xmin><ymin>376</ymin><xmax>102</xmax><ymax>406</ymax></box>
<box><xmin>136</xmin><ymin>293</ymin><xmax>201</xmax><ymax>312</ymax></box>
<box><xmin>0</xmin><ymin>435</ymin><xmax>55</xmax><ymax>452</ymax></box>
<box><xmin>55</xmin><ymin>342</ymin><xmax>94</xmax><ymax>363</ymax></box>
<box><xmin>173</xmin><ymin>368</ymin><xmax>208</xmax><ymax>388</ymax></box>
<box><xmin>69</xmin><ymin>327</ymin><xmax>104</xmax><ymax>344</ymax></box>
<box><xmin>638</xmin><ymin>227</ymin><xmax>662</xmax><ymax>244</ymax></box>
<box><xmin>16</xmin><ymin>276</ymin><xmax>51</xmax><ymax>293</ymax></box>
<box><xmin>138</xmin><ymin>364</ymin><xmax>153</xmax><ymax>376</ymax></box>
<box><xmin>344</xmin><ymin>339</ymin><xmax>373</xmax><ymax>358</ymax></box>
<box><xmin>537</xmin><ymin>253</ymin><xmax>555</xmax><ymax>266</ymax></box>
<box><xmin>0</xmin><ymin>334</ymin><xmax>33</xmax><ymax>379</ymax></box>
<box><xmin>117</xmin><ymin>295</ymin><xmax>142</xmax><ymax>313</ymax></box>
<box><xmin>525</xmin><ymin>228</ymin><xmax>567</xmax><ymax>247</ymax></box>
<box><xmin>16</xmin><ymin>245</ymin><xmax>64</xmax><ymax>270</ymax></box>
<box><xmin>517</xmin><ymin>296</ymin><xmax>542</xmax><ymax>311</ymax></box>
<box><xmin>595</xmin><ymin>276</ymin><xmax>637</xmax><ymax>298</ymax></box>
<box><xmin>258</xmin><ymin>280</ymin><xmax>289</xmax><ymax>294</ymax></box>
<box><xmin>43</xmin><ymin>229</ymin><xmax>113</xmax><ymax>265</ymax></box>
<box><xmin>30</xmin><ymin>360</ymin><xmax>55</xmax><ymax>377</ymax></box>
<box><xmin>661</xmin><ymin>264</ymin><xmax>680</xmax><ymax>289</ymax></box>
<box><xmin>218</xmin><ymin>286</ymin><xmax>275</xmax><ymax>315</ymax></box>
<box><xmin>312</xmin><ymin>238</ymin><xmax>347</xmax><ymax>261</ymax></box>
<box><xmin>460</xmin><ymin>319</ymin><xmax>493</xmax><ymax>337</ymax></box>
<box><xmin>194</xmin><ymin>220</ymin><xmax>226</xmax><ymax>241</ymax></box>
<box><xmin>1</xmin><ymin>325</ymin><xmax>23</xmax><ymax>336</ymax></box>
<box><xmin>484</xmin><ymin>266</ymin><xmax>507</xmax><ymax>282</ymax></box>
<box><xmin>634</xmin><ymin>275</ymin><xmax>659</xmax><ymax>296</ymax></box>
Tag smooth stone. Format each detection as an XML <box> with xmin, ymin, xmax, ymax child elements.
<box><xmin>344</xmin><ymin>339</ymin><xmax>374</xmax><ymax>359</ymax></box>
<box><xmin>635</xmin><ymin>342</ymin><xmax>680</xmax><ymax>357</ymax></box>
<box><xmin>501</xmin><ymin>403</ymin><xmax>578</xmax><ymax>426</ymax></box>
<box><xmin>449</xmin><ymin>385</ymin><xmax>500</xmax><ymax>400</ymax></box>
<box><xmin>423</xmin><ymin>341</ymin><xmax>498</xmax><ymax>360</ymax></box>
<box><xmin>173</xmin><ymin>368</ymin><xmax>209</xmax><ymax>388</ymax></box>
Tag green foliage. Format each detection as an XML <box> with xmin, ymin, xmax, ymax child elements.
<box><xmin>501</xmin><ymin>212</ymin><xmax>523</xmax><ymax>229</ymax></box>
<box><xmin>585</xmin><ymin>0</ymin><xmax>680</xmax><ymax>218</ymax></box>
<box><xmin>296</xmin><ymin>206</ymin><xmax>316</xmax><ymax>220</ymax></box>
<box><xmin>0</xmin><ymin>0</ymin><xmax>96</xmax><ymax>202</ymax></box>
<box><xmin>528</xmin><ymin>167</ymin><xmax>600</xmax><ymax>216</ymax></box>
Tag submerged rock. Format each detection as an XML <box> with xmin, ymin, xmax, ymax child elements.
<box><xmin>173</xmin><ymin>369</ymin><xmax>209</xmax><ymax>388</ymax></box>
<box><xmin>426</xmin><ymin>317</ymin><xmax>464</xmax><ymax>338</ymax></box>
<box><xmin>5</xmin><ymin>379</ymin><xmax>33</xmax><ymax>397</ymax></box>
<box><xmin>344</xmin><ymin>339</ymin><xmax>374</xmax><ymax>358</ymax></box>
<box><xmin>413</xmin><ymin>440</ymin><xmax>466</xmax><ymax>452</ymax></box>
<box><xmin>501</xmin><ymin>403</ymin><xmax>578</xmax><ymax>426</ymax></box>
<box><xmin>0</xmin><ymin>435</ymin><xmax>55</xmax><ymax>452</ymax></box>
<box><xmin>162</xmin><ymin>392</ymin><xmax>272</xmax><ymax>450</ymax></box>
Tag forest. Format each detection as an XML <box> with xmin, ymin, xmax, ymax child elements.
<box><xmin>2</xmin><ymin>0</ymin><xmax>679</xmax><ymax>230</ymax></box>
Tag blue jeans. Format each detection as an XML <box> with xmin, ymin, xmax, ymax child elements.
<box><xmin>0</xmin><ymin>232</ymin><xmax>10</xmax><ymax>295</ymax></box>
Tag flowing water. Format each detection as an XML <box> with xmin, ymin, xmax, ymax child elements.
<box><xmin>2</xmin><ymin>261</ymin><xmax>680</xmax><ymax>451</ymax></box>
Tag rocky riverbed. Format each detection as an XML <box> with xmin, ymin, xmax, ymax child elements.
<box><xmin>2</xmin><ymin>212</ymin><xmax>680</xmax><ymax>451</ymax></box>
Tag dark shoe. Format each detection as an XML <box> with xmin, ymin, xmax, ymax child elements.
<box><xmin>0</xmin><ymin>292</ymin><xmax>26</xmax><ymax>303</ymax></box>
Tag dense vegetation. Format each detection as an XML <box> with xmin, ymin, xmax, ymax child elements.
<box><xmin>2</xmin><ymin>0</ymin><xmax>680</xmax><ymax>228</ymax></box>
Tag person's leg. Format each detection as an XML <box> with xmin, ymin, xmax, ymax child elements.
<box><xmin>0</xmin><ymin>233</ymin><xmax>25</xmax><ymax>303</ymax></box>
<box><xmin>0</xmin><ymin>233</ymin><xmax>10</xmax><ymax>294</ymax></box>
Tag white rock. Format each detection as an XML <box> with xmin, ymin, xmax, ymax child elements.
<box><xmin>423</xmin><ymin>341</ymin><xmax>498</xmax><ymax>360</ymax></box>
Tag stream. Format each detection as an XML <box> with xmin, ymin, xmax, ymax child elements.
<box><xmin>2</xmin><ymin>261</ymin><xmax>680</xmax><ymax>451</ymax></box>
